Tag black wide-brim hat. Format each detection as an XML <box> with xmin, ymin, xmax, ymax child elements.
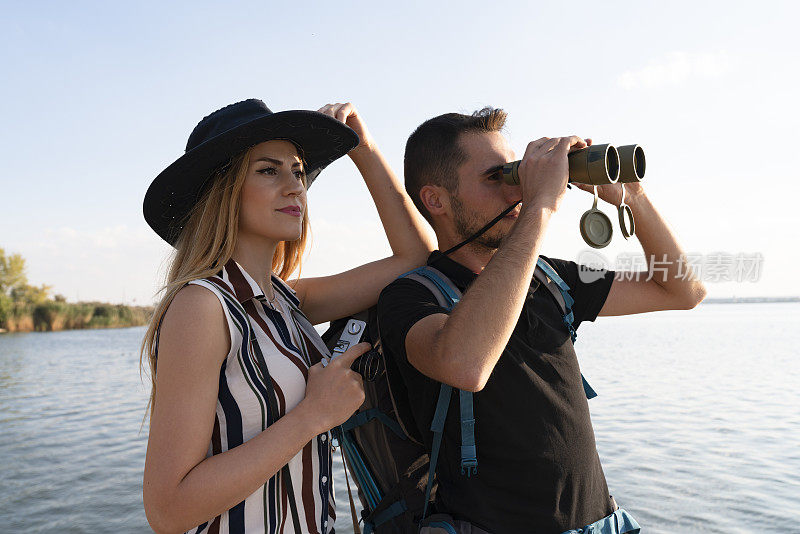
<box><xmin>143</xmin><ymin>98</ymin><xmax>359</xmax><ymax>245</ymax></box>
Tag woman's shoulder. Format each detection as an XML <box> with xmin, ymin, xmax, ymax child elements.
<box><xmin>165</xmin><ymin>282</ymin><xmax>229</xmax><ymax>329</ymax></box>
<box><xmin>176</xmin><ymin>280</ymin><xmax>224</xmax><ymax>306</ymax></box>
<box><xmin>165</xmin><ymin>272</ymin><xmax>244</xmax><ymax>331</ymax></box>
<box><xmin>180</xmin><ymin>277</ymin><xmax>245</xmax><ymax>326</ymax></box>
<box><xmin>157</xmin><ymin>283</ymin><xmax>233</xmax><ymax>365</ymax></box>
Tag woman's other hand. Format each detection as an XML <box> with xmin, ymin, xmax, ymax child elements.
<box><xmin>298</xmin><ymin>341</ymin><xmax>369</xmax><ymax>433</ymax></box>
<box><xmin>317</xmin><ymin>102</ymin><xmax>374</xmax><ymax>154</ymax></box>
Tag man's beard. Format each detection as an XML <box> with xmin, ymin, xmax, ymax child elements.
<box><xmin>450</xmin><ymin>194</ymin><xmax>507</xmax><ymax>252</ymax></box>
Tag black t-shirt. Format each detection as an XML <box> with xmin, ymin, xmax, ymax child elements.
<box><xmin>376</xmin><ymin>251</ymin><xmax>616</xmax><ymax>534</ymax></box>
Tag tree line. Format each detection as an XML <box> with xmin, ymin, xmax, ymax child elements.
<box><xmin>0</xmin><ymin>248</ymin><xmax>153</xmax><ymax>333</ymax></box>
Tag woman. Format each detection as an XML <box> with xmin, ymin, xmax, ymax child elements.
<box><xmin>141</xmin><ymin>99</ymin><xmax>433</xmax><ymax>534</ymax></box>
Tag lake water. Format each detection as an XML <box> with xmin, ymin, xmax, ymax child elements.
<box><xmin>1</xmin><ymin>303</ymin><xmax>798</xmax><ymax>533</ymax></box>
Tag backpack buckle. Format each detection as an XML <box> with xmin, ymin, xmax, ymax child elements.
<box><xmin>461</xmin><ymin>460</ymin><xmax>478</xmax><ymax>477</ymax></box>
<box><xmin>460</xmin><ymin>448</ymin><xmax>478</xmax><ymax>477</ymax></box>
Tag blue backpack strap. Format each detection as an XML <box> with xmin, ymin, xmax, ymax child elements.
<box><xmin>535</xmin><ymin>258</ymin><xmax>576</xmax><ymax>342</ymax></box>
<box><xmin>425</xmin><ymin>521</ymin><xmax>459</xmax><ymax>534</ymax></box>
<box><xmin>405</xmin><ymin>266</ymin><xmax>462</xmax><ymax>311</ymax></box>
<box><xmin>559</xmin><ymin>507</ymin><xmax>640</xmax><ymax>534</ymax></box>
<box><xmin>338</xmin><ymin>429</ymin><xmax>382</xmax><ymax>510</ymax></box>
<box><xmin>341</xmin><ymin>407</ymin><xmax>408</xmax><ymax>440</ymax></box>
<box><xmin>581</xmin><ymin>376</ymin><xmax>597</xmax><ymax>399</ymax></box>
<box><xmin>375</xmin><ymin>500</ymin><xmax>408</xmax><ymax>525</ymax></box>
<box><xmin>404</xmin><ymin>267</ymin><xmax>479</xmax><ymax>479</ymax></box>
<box><xmin>535</xmin><ymin>258</ymin><xmax>597</xmax><ymax>400</ymax></box>
<box><xmin>422</xmin><ymin>383</ymin><xmax>454</xmax><ymax>522</ymax></box>
<box><xmin>364</xmin><ymin>500</ymin><xmax>409</xmax><ymax>533</ymax></box>
<box><xmin>459</xmin><ymin>389</ymin><xmax>477</xmax><ymax>477</ymax></box>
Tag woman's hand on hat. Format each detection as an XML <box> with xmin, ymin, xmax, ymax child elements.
<box><xmin>318</xmin><ymin>102</ymin><xmax>374</xmax><ymax>154</ymax></box>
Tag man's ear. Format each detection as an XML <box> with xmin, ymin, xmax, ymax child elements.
<box><xmin>420</xmin><ymin>184</ymin><xmax>449</xmax><ymax>217</ymax></box>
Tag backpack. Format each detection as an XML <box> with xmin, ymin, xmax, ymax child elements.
<box><xmin>321</xmin><ymin>257</ymin><xmax>596</xmax><ymax>534</ymax></box>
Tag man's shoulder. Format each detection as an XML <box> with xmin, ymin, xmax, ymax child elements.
<box><xmin>378</xmin><ymin>274</ymin><xmax>440</xmax><ymax>309</ymax></box>
<box><xmin>379</xmin><ymin>274</ymin><xmax>425</xmax><ymax>297</ymax></box>
<box><xmin>377</xmin><ymin>272</ymin><xmax>451</xmax><ymax>331</ymax></box>
<box><xmin>377</xmin><ymin>274</ymin><xmax>451</xmax><ymax>360</ymax></box>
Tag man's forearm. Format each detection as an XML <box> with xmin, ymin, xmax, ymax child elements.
<box><xmin>432</xmin><ymin>205</ymin><xmax>553</xmax><ymax>390</ymax></box>
<box><xmin>629</xmin><ymin>192</ymin><xmax>706</xmax><ymax>302</ymax></box>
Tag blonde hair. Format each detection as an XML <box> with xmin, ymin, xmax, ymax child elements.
<box><xmin>139</xmin><ymin>147</ymin><xmax>310</xmax><ymax>422</ymax></box>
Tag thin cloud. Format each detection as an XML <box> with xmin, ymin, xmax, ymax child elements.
<box><xmin>44</xmin><ymin>225</ymin><xmax>153</xmax><ymax>249</ymax></box>
<box><xmin>617</xmin><ymin>50</ymin><xmax>732</xmax><ymax>90</ymax></box>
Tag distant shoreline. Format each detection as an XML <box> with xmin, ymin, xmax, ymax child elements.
<box><xmin>0</xmin><ymin>302</ymin><xmax>153</xmax><ymax>334</ymax></box>
<box><xmin>701</xmin><ymin>297</ymin><xmax>800</xmax><ymax>304</ymax></box>
<box><xmin>1</xmin><ymin>248</ymin><xmax>154</xmax><ymax>334</ymax></box>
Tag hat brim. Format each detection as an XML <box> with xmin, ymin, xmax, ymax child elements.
<box><xmin>143</xmin><ymin>109</ymin><xmax>359</xmax><ymax>245</ymax></box>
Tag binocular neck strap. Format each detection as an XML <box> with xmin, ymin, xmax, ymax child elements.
<box><xmin>440</xmin><ymin>201</ymin><xmax>521</xmax><ymax>257</ymax></box>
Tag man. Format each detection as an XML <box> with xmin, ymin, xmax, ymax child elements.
<box><xmin>376</xmin><ymin>108</ymin><xmax>706</xmax><ymax>533</ymax></box>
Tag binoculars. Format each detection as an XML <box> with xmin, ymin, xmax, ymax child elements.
<box><xmin>501</xmin><ymin>143</ymin><xmax>646</xmax><ymax>248</ymax></box>
<box><xmin>501</xmin><ymin>144</ymin><xmax>645</xmax><ymax>186</ymax></box>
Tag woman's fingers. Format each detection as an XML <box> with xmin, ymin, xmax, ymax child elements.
<box><xmin>317</xmin><ymin>103</ymin><xmax>342</xmax><ymax>117</ymax></box>
<box><xmin>335</xmin><ymin>103</ymin><xmax>354</xmax><ymax>123</ymax></box>
<box><xmin>329</xmin><ymin>103</ymin><xmax>343</xmax><ymax>118</ymax></box>
<box><xmin>319</xmin><ymin>102</ymin><xmax>357</xmax><ymax>125</ymax></box>
<box><xmin>331</xmin><ymin>342</ymin><xmax>371</xmax><ymax>369</ymax></box>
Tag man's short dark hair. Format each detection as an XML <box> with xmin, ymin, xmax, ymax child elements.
<box><xmin>404</xmin><ymin>107</ymin><xmax>508</xmax><ymax>222</ymax></box>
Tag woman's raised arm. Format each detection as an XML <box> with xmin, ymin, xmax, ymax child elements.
<box><xmin>294</xmin><ymin>103</ymin><xmax>435</xmax><ymax>324</ymax></box>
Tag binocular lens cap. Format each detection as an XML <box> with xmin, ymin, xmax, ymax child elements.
<box><xmin>618</xmin><ymin>203</ymin><xmax>635</xmax><ymax>239</ymax></box>
<box><xmin>580</xmin><ymin>209</ymin><xmax>613</xmax><ymax>249</ymax></box>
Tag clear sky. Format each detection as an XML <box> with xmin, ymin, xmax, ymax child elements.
<box><xmin>2</xmin><ymin>0</ymin><xmax>798</xmax><ymax>304</ymax></box>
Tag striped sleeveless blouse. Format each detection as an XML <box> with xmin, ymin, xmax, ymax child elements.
<box><xmin>183</xmin><ymin>258</ymin><xmax>335</xmax><ymax>534</ymax></box>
